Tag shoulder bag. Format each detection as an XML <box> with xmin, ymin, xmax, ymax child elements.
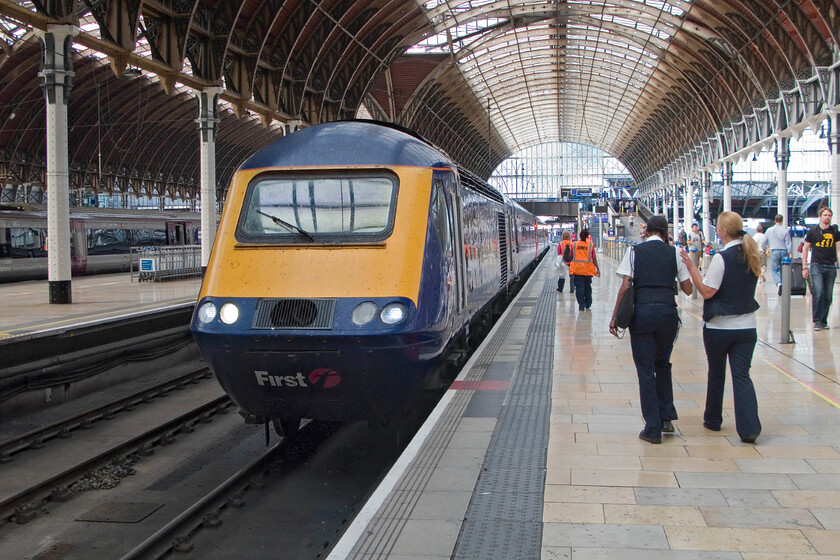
<box><xmin>614</xmin><ymin>247</ymin><xmax>635</xmax><ymax>329</ymax></box>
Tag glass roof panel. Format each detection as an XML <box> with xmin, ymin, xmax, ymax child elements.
<box><xmin>409</xmin><ymin>0</ymin><xmax>688</xmax><ymax>154</ymax></box>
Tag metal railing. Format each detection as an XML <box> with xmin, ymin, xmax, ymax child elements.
<box><xmin>603</xmin><ymin>237</ymin><xmax>637</xmax><ymax>261</ymax></box>
<box><xmin>130</xmin><ymin>246</ymin><xmax>202</xmax><ymax>282</ymax></box>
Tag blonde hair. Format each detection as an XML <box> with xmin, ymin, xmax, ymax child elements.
<box><xmin>717</xmin><ymin>212</ymin><xmax>762</xmax><ymax>277</ymax></box>
<box><xmin>562</xmin><ymin>231</ymin><xmax>571</xmax><ymax>241</ymax></box>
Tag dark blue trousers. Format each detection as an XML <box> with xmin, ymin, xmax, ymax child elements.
<box><xmin>629</xmin><ymin>305</ymin><xmax>679</xmax><ymax>439</ymax></box>
<box><xmin>702</xmin><ymin>327</ymin><xmax>761</xmax><ymax>439</ymax></box>
<box><xmin>573</xmin><ymin>275</ymin><xmax>592</xmax><ymax>309</ymax></box>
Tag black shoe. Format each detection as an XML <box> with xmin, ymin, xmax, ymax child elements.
<box><xmin>741</xmin><ymin>433</ymin><xmax>759</xmax><ymax>443</ymax></box>
<box><xmin>662</xmin><ymin>421</ymin><xmax>675</xmax><ymax>433</ymax></box>
<box><xmin>778</xmin><ymin>285</ymin><xmax>782</xmax><ymax>296</ymax></box>
<box><xmin>703</xmin><ymin>422</ymin><xmax>721</xmax><ymax>432</ymax></box>
<box><xmin>639</xmin><ymin>431</ymin><xmax>661</xmax><ymax>444</ymax></box>
<box><xmin>579</xmin><ymin>306</ymin><xmax>585</xmax><ymax>311</ymax></box>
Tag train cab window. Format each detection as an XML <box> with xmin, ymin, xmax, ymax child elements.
<box><xmin>237</xmin><ymin>172</ymin><xmax>397</xmax><ymax>243</ymax></box>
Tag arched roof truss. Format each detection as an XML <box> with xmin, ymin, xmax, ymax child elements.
<box><xmin>0</xmin><ymin>0</ymin><xmax>837</xmax><ymax>199</ymax></box>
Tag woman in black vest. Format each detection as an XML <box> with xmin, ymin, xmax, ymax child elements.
<box><xmin>681</xmin><ymin>211</ymin><xmax>762</xmax><ymax>443</ymax></box>
<box><xmin>610</xmin><ymin>216</ymin><xmax>692</xmax><ymax>444</ymax></box>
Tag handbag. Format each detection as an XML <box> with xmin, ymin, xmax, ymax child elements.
<box><xmin>614</xmin><ymin>248</ymin><xmax>635</xmax><ymax>329</ymax></box>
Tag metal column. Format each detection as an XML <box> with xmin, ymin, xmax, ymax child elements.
<box><xmin>775</xmin><ymin>137</ymin><xmax>790</xmax><ymax>226</ymax></box>
<box><xmin>702</xmin><ymin>170</ymin><xmax>711</xmax><ymax>243</ymax></box>
<box><xmin>722</xmin><ymin>161</ymin><xmax>733</xmax><ymax>213</ymax></box>
<box><xmin>829</xmin><ymin>114</ymin><xmax>840</xmax><ymax>226</ymax></box>
<box><xmin>37</xmin><ymin>25</ymin><xmax>78</xmax><ymax>304</ymax></box>
<box><xmin>672</xmin><ymin>184</ymin><xmax>679</xmax><ymax>233</ymax></box>
<box><xmin>196</xmin><ymin>87</ymin><xmax>223</xmax><ymax>270</ymax></box>
<box><xmin>683</xmin><ymin>176</ymin><xmax>692</xmax><ymax>231</ymax></box>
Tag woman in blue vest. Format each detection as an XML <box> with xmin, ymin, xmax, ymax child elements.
<box><xmin>610</xmin><ymin>216</ymin><xmax>692</xmax><ymax>444</ymax></box>
<box><xmin>681</xmin><ymin>211</ymin><xmax>762</xmax><ymax>443</ymax></box>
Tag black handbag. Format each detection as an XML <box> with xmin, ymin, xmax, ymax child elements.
<box><xmin>615</xmin><ymin>248</ymin><xmax>635</xmax><ymax>329</ymax></box>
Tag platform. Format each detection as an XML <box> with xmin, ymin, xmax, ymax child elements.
<box><xmin>0</xmin><ymin>273</ymin><xmax>202</xmax><ymax>340</ymax></box>
<box><xmin>329</xmin><ymin>247</ymin><xmax>840</xmax><ymax>559</ymax></box>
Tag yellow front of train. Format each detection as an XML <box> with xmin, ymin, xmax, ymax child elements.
<box><xmin>199</xmin><ymin>165</ymin><xmax>431</xmax><ymax>303</ymax></box>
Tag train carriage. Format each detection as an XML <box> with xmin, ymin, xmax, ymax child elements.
<box><xmin>0</xmin><ymin>204</ymin><xmax>199</xmax><ymax>282</ymax></box>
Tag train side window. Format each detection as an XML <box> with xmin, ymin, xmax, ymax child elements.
<box><xmin>132</xmin><ymin>229</ymin><xmax>167</xmax><ymax>246</ymax></box>
<box><xmin>431</xmin><ymin>181</ymin><xmax>453</xmax><ymax>256</ymax></box>
<box><xmin>87</xmin><ymin>228</ymin><xmax>131</xmax><ymax>255</ymax></box>
<box><xmin>9</xmin><ymin>227</ymin><xmax>46</xmax><ymax>258</ymax></box>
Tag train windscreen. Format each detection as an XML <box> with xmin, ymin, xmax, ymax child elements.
<box><xmin>236</xmin><ymin>172</ymin><xmax>398</xmax><ymax>243</ymax></box>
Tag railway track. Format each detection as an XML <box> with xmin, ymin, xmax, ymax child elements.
<box><xmin>0</xmin><ymin>367</ymin><xmax>213</xmax><ymax>463</ymax></box>
<box><xmin>1</xmin><ymin>394</ymin><xmax>234</xmax><ymax>526</ymax></box>
<box><xmin>119</xmin><ymin>423</ymin><xmax>311</xmax><ymax>560</ymax></box>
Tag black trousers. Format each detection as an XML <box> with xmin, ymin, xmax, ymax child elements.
<box><xmin>702</xmin><ymin>327</ymin><xmax>761</xmax><ymax>439</ymax></box>
<box><xmin>629</xmin><ymin>304</ymin><xmax>679</xmax><ymax>439</ymax></box>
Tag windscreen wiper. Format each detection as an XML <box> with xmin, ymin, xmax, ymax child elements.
<box><xmin>256</xmin><ymin>210</ymin><xmax>315</xmax><ymax>241</ymax></box>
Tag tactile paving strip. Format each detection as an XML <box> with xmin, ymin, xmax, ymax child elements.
<box><xmin>346</xmin><ymin>262</ymin><xmax>554</xmax><ymax>559</ymax></box>
<box><xmin>455</xmin><ymin>519</ymin><xmax>543</xmax><ymax>560</ymax></box>
<box><xmin>452</xmin><ymin>270</ymin><xmax>555</xmax><ymax>560</ymax></box>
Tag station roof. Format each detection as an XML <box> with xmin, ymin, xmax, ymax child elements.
<box><xmin>0</xmin><ymin>0</ymin><xmax>838</xmax><ymax>200</ymax></box>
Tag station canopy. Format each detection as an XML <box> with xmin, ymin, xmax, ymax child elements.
<box><xmin>0</xmin><ymin>0</ymin><xmax>838</xmax><ymax>201</ymax></box>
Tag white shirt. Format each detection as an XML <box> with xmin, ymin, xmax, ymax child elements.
<box><xmin>752</xmin><ymin>231</ymin><xmax>768</xmax><ymax>252</ymax></box>
<box><xmin>616</xmin><ymin>236</ymin><xmax>690</xmax><ymax>282</ymax></box>
<box><xmin>702</xmin><ymin>239</ymin><xmax>757</xmax><ymax>330</ymax></box>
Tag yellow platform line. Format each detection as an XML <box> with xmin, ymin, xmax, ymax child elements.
<box><xmin>764</xmin><ymin>358</ymin><xmax>840</xmax><ymax>410</ymax></box>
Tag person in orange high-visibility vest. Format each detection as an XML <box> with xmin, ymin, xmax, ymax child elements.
<box><xmin>569</xmin><ymin>229</ymin><xmax>600</xmax><ymax>311</ymax></box>
<box><xmin>556</xmin><ymin>231</ymin><xmax>575</xmax><ymax>293</ymax></box>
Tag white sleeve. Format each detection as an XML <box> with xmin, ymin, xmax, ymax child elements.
<box><xmin>675</xmin><ymin>248</ymin><xmax>691</xmax><ymax>281</ymax></box>
<box><xmin>615</xmin><ymin>247</ymin><xmax>633</xmax><ymax>277</ymax></box>
<box><xmin>703</xmin><ymin>254</ymin><xmax>725</xmax><ymax>290</ymax></box>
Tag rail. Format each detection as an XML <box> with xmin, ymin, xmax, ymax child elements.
<box><xmin>131</xmin><ymin>245</ymin><xmax>201</xmax><ymax>282</ymax></box>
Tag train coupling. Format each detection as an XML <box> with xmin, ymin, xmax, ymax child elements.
<box><xmin>238</xmin><ymin>409</ymin><xmax>266</xmax><ymax>425</ymax></box>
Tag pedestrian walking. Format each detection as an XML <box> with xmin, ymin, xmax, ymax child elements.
<box><xmin>765</xmin><ymin>214</ymin><xmax>792</xmax><ymax>291</ymax></box>
<box><xmin>687</xmin><ymin>223</ymin><xmax>705</xmax><ymax>269</ymax></box>
<box><xmin>610</xmin><ymin>216</ymin><xmax>692</xmax><ymax>444</ymax></box>
<box><xmin>569</xmin><ymin>229</ymin><xmax>599</xmax><ymax>310</ymax></box>
<box><xmin>801</xmin><ymin>206</ymin><xmax>840</xmax><ymax>331</ymax></box>
<box><xmin>680</xmin><ymin>211</ymin><xmax>762</xmax><ymax>443</ymax></box>
<box><xmin>751</xmin><ymin>224</ymin><xmax>768</xmax><ymax>283</ymax></box>
<box><xmin>556</xmin><ymin>231</ymin><xmax>574</xmax><ymax>292</ymax></box>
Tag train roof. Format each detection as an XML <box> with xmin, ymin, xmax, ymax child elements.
<box><xmin>240</xmin><ymin>120</ymin><xmax>456</xmax><ymax>171</ymax></box>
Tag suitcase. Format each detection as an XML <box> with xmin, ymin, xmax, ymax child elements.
<box><xmin>789</xmin><ymin>258</ymin><xmax>807</xmax><ymax>296</ymax></box>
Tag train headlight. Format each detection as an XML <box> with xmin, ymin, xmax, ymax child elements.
<box><xmin>197</xmin><ymin>302</ymin><xmax>217</xmax><ymax>324</ymax></box>
<box><xmin>351</xmin><ymin>301</ymin><xmax>378</xmax><ymax>326</ymax></box>
<box><xmin>219</xmin><ymin>303</ymin><xmax>240</xmax><ymax>324</ymax></box>
<box><xmin>380</xmin><ymin>302</ymin><xmax>408</xmax><ymax>325</ymax></box>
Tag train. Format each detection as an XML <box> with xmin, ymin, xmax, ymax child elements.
<box><xmin>0</xmin><ymin>204</ymin><xmax>200</xmax><ymax>282</ymax></box>
<box><xmin>190</xmin><ymin>120</ymin><xmax>548</xmax><ymax>436</ymax></box>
